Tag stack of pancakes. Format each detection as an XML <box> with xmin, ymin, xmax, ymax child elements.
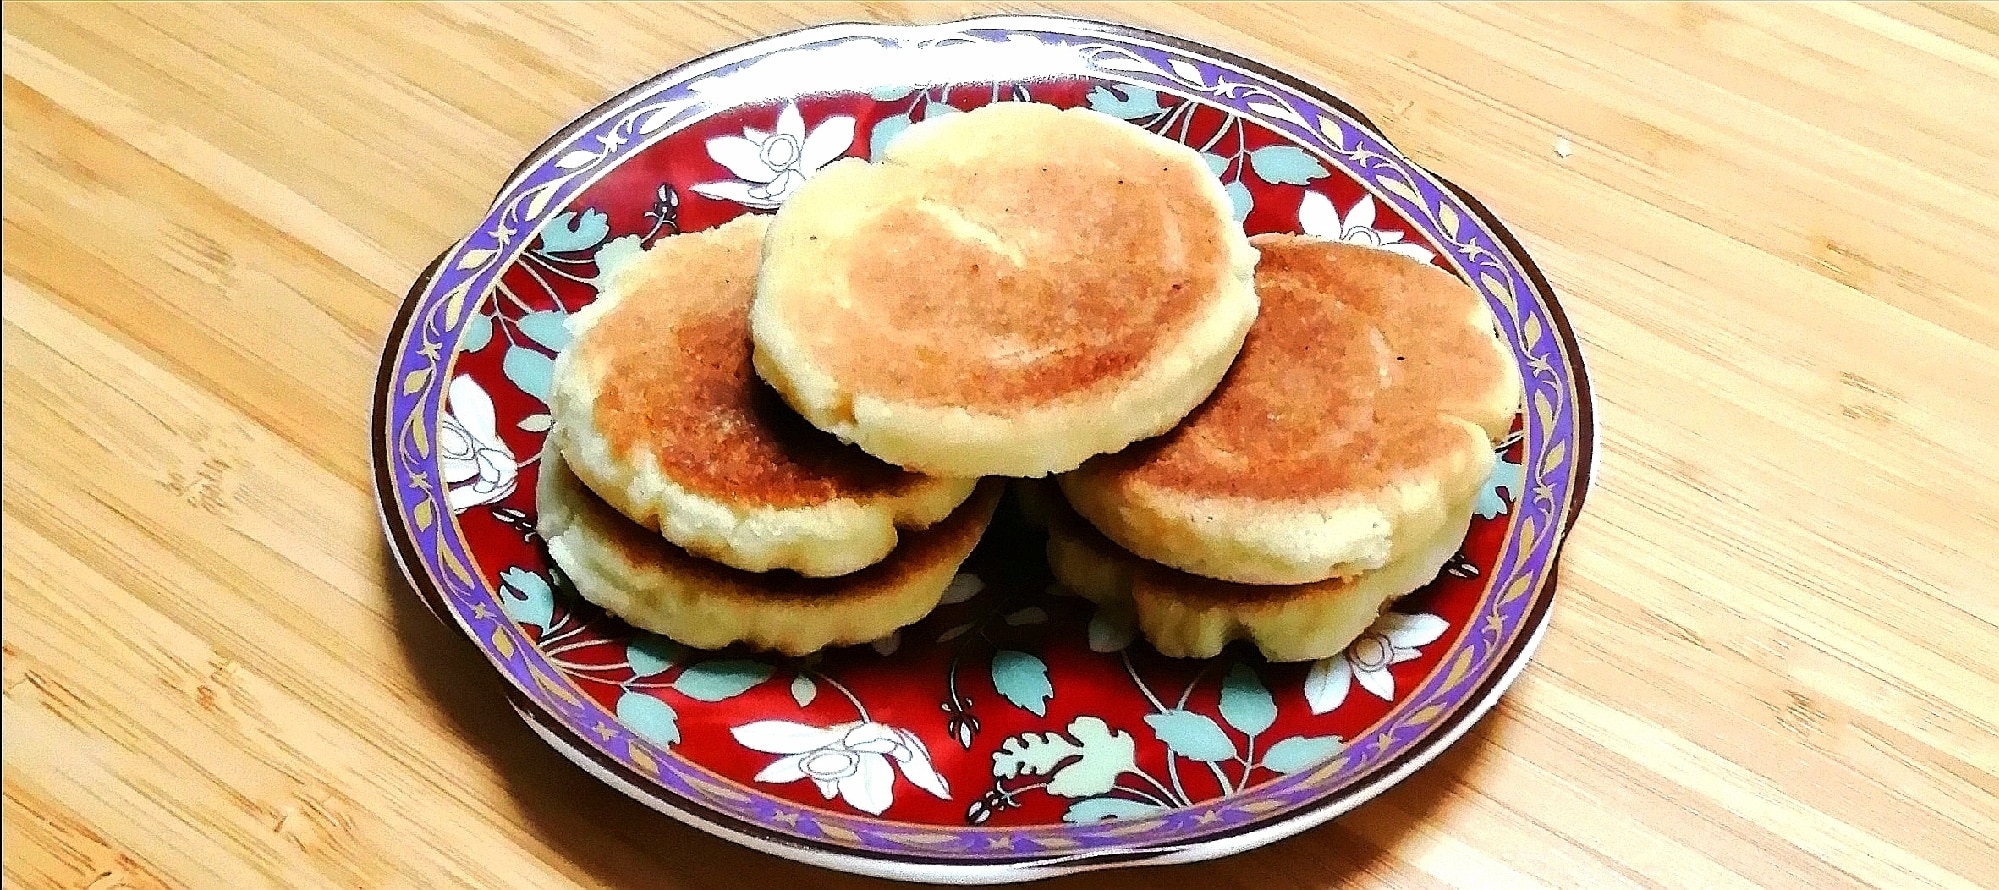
<box><xmin>537</xmin><ymin>102</ymin><xmax>1517</xmax><ymax>661</ymax></box>
<box><xmin>542</xmin><ymin>215</ymin><xmax>1000</xmax><ymax>656</ymax></box>
<box><xmin>1047</xmin><ymin>235</ymin><xmax>1517</xmax><ymax>661</ymax></box>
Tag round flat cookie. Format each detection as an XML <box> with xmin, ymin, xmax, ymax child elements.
<box><xmin>549</xmin><ymin>214</ymin><xmax>976</xmax><ymax>577</ymax></box>
<box><xmin>538</xmin><ymin>443</ymin><xmax>1003</xmax><ymax>656</ymax></box>
<box><xmin>1041</xmin><ymin>482</ymin><xmax>1466</xmax><ymax>663</ymax></box>
<box><xmin>752</xmin><ymin>102</ymin><xmax>1260</xmax><ymax>478</ymax></box>
<box><xmin>1062</xmin><ymin>234</ymin><xmax>1518</xmax><ymax>585</ymax></box>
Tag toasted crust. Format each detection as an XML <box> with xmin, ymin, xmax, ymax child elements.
<box><xmin>1062</xmin><ymin>235</ymin><xmax>1519</xmax><ymax>585</ymax></box>
<box><xmin>1043</xmin><ymin>484</ymin><xmax>1467</xmax><ymax>662</ymax></box>
<box><xmin>752</xmin><ymin>103</ymin><xmax>1260</xmax><ymax>477</ymax></box>
<box><xmin>549</xmin><ymin>214</ymin><xmax>976</xmax><ymax>577</ymax></box>
<box><xmin>537</xmin><ymin>443</ymin><xmax>1002</xmax><ymax>655</ymax></box>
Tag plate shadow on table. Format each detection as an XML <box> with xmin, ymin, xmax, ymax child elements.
<box><xmin>383</xmin><ymin>547</ymin><xmax>1514</xmax><ymax>888</ymax></box>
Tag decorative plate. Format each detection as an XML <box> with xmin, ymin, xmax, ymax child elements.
<box><xmin>373</xmin><ymin>15</ymin><xmax>1594</xmax><ymax>883</ymax></box>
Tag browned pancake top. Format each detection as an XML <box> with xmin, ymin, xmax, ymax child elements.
<box><xmin>1082</xmin><ymin>235</ymin><xmax>1509</xmax><ymax>503</ymax></box>
<box><xmin>584</xmin><ymin>472</ymin><xmax>1003</xmax><ymax>604</ymax></box>
<box><xmin>783</xmin><ymin>112</ymin><xmax>1236</xmax><ymax>410</ymax></box>
<box><xmin>578</xmin><ymin>217</ymin><xmax>926</xmax><ymax>508</ymax></box>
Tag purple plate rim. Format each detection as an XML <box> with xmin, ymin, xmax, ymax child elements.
<box><xmin>370</xmin><ymin>13</ymin><xmax>1595</xmax><ymax>881</ymax></box>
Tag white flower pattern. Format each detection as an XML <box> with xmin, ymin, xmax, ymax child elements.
<box><xmin>1296</xmin><ymin>191</ymin><xmax>1437</xmax><ymax>264</ymax></box>
<box><xmin>439</xmin><ymin>375</ymin><xmax>517</xmax><ymax>513</ymax></box>
<box><xmin>1303</xmin><ymin>612</ymin><xmax>1450</xmax><ymax>714</ymax></box>
<box><xmin>690</xmin><ymin>103</ymin><xmax>855</xmax><ymax>209</ymax></box>
<box><xmin>732</xmin><ymin>720</ymin><xmax>950</xmax><ymax>815</ymax></box>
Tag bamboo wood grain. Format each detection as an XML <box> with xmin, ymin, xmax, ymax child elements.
<box><xmin>3</xmin><ymin>3</ymin><xmax>1995</xmax><ymax>888</ymax></box>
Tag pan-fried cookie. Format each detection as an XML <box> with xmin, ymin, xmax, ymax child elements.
<box><xmin>550</xmin><ymin>214</ymin><xmax>976</xmax><ymax>577</ymax></box>
<box><xmin>752</xmin><ymin>103</ymin><xmax>1259</xmax><ymax>478</ymax></box>
<box><xmin>1062</xmin><ymin>235</ymin><xmax>1517</xmax><ymax>585</ymax></box>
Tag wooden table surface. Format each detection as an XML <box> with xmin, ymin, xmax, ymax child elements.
<box><xmin>5</xmin><ymin>3</ymin><xmax>1996</xmax><ymax>888</ymax></box>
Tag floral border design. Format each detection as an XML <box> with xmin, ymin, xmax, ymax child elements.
<box><xmin>374</xmin><ymin>16</ymin><xmax>1590</xmax><ymax>865</ymax></box>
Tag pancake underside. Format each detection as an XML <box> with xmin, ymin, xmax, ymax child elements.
<box><xmin>1046</xmin><ymin>490</ymin><xmax>1471</xmax><ymax>663</ymax></box>
<box><xmin>537</xmin><ymin>442</ymin><xmax>1001</xmax><ymax>656</ymax></box>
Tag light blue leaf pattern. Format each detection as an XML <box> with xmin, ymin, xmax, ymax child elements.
<box><xmin>869</xmin><ymin>112</ymin><xmax>911</xmax><ymax>159</ymax></box>
<box><xmin>991</xmin><ymin>717</ymin><xmax>1137</xmax><ymax>798</ymax></box>
<box><xmin>1225</xmin><ymin>181</ymin><xmax>1253</xmax><ymax>223</ymax></box>
<box><xmin>672</xmin><ymin>660</ymin><xmax>775</xmax><ymax>702</ymax></box>
<box><xmin>1085</xmin><ymin>85</ymin><xmax>1165</xmax><ymax>121</ymax></box>
<box><xmin>616</xmin><ymin>692</ymin><xmax>681</xmax><ymax>746</ymax></box>
<box><xmin>497</xmin><ymin>568</ymin><xmax>554</xmax><ymax>630</ymax></box>
<box><xmin>1248</xmin><ymin>145</ymin><xmax>1329</xmax><ymax>185</ymax></box>
<box><xmin>1477</xmin><ymin>454</ymin><xmax>1525</xmax><ymax>519</ymax></box>
<box><xmin>1143</xmin><ymin>710</ymin><xmax>1237</xmax><ymax>762</ymax></box>
<box><xmin>1063</xmin><ymin>797</ymin><xmax>1167</xmax><ymax>823</ymax></box>
<box><xmin>1003</xmin><ymin>607</ymin><xmax>1047</xmax><ymax>626</ymax></box>
<box><xmin>1219</xmin><ymin>663</ymin><xmax>1277</xmax><ymax>738</ymax></box>
<box><xmin>541</xmin><ymin>208</ymin><xmax>610</xmax><ymax>253</ymax></box>
<box><xmin>625</xmin><ymin>635</ymin><xmax>684</xmax><ymax>677</ymax></box>
<box><xmin>515</xmin><ymin>311</ymin><xmax>571</xmax><ymax>353</ymax></box>
<box><xmin>1200</xmin><ymin>152</ymin><xmax>1230</xmax><ymax>178</ymax></box>
<box><xmin>592</xmin><ymin>235</ymin><xmax>645</xmax><ymax>286</ymax></box>
<box><xmin>459</xmin><ymin>312</ymin><xmax>493</xmax><ymax>353</ymax></box>
<box><xmin>991</xmin><ymin>650</ymin><xmax>1053</xmax><ymax>716</ymax></box>
<box><xmin>1260</xmin><ymin>735</ymin><xmax>1345</xmax><ymax>774</ymax></box>
<box><xmin>1086</xmin><ymin>604</ymin><xmax>1137</xmax><ymax>653</ymax></box>
<box><xmin>868</xmin><ymin>84</ymin><xmax>917</xmax><ymax>102</ymax></box>
<box><xmin>502</xmin><ymin>345</ymin><xmax>554</xmax><ymax>404</ymax></box>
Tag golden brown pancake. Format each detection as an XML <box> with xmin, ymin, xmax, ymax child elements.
<box><xmin>1039</xmin><ymin>481</ymin><xmax>1465</xmax><ymax>662</ymax></box>
<box><xmin>1062</xmin><ymin>234</ymin><xmax>1518</xmax><ymax>585</ymax></box>
<box><xmin>538</xmin><ymin>442</ymin><xmax>1003</xmax><ymax>655</ymax></box>
<box><xmin>752</xmin><ymin>103</ymin><xmax>1260</xmax><ymax>478</ymax></box>
<box><xmin>549</xmin><ymin>214</ymin><xmax>976</xmax><ymax>577</ymax></box>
